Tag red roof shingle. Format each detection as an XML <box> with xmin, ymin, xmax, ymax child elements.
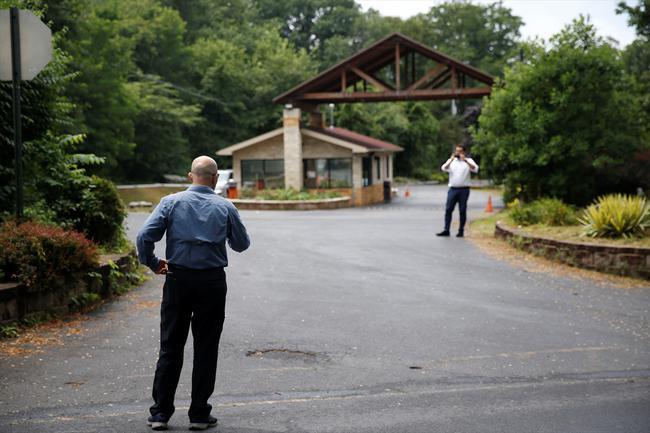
<box><xmin>307</xmin><ymin>126</ymin><xmax>403</xmax><ymax>152</ymax></box>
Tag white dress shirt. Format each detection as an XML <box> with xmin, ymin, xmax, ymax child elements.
<box><xmin>441</xmin><ymin>157</ymin><xmax>479</xmax><ymax>187</ymax></box>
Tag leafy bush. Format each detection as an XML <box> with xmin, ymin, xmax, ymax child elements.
<box><xmin>240</xmin><ymin>189</ymin><xmax>342</xmax><ymax>200</ymax></box>
<box><xmin>43</xmin><ymin>172</ymin><xmax>127</xmax><ymax>246</ymax></box>
<box><xmin>0</xmin><ymin>221</ymin><xmax>99</xmax><ymax>290</ymax></box>
<box><xmin>472</xmin><ymin>19</ymin><xmax>646</xmax><ymax>205</ymax></box>
<box><xmin>536</xmin><ymin>198</ymin><xmax>577</xmax><ymax>226</ymax></box>
<box><xmin>510</xmin><ymin>202</ymin><xmax>543</xmax><ymax>226</ymax></box>
<box><xmin>579</xmin><ymin>194</ymin><xmax>649</xmax><ymax>238</ymax></box>
<box><xmin>510</xmin><ymin>198</ymin><xmax>577</xmax><ymax>226</ymax></box>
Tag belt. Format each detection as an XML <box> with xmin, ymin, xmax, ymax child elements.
<box><xmin>168</xmin><ymin>263</ymin><xmax>224</xmax><ymax>273</ymax></box>
<box><xmin>450</xmin><ymin>186</ymin><xmax>470</xmax><ymax>189</ymax></box>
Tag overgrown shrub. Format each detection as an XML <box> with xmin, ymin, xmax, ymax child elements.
<box><xmin>0</xmin><ymin>221</ymin><xmax>99</xmax><ymax>290</ymax></box>
<box><xmin>510</xmin><ymin>198</ymin><xmax>577</xmax><ymax>226</ymax></box>
<box><xmin>579</xmin><ymin>194</ymin><xmax>649</xmax><ymax>238</ymax></box>
<box><xmin>536</xmin><ymin>198</ymin><xmax>577</xmax><ymax>226</ymax></box>
<box><xmin>43</xmin><ymin>173</ymin><xmax>127</xmax><ymax>246</ymax></box>
<box><xmin>510</xmin><ymin>202</ymin><xmax>543</xmax><ymax>226</ymax></box>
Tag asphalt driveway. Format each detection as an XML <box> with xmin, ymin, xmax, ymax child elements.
<box><xmin>1</xmin><ymin>184</ymin><xmax>648</xmax><ymax>433</ymax></box>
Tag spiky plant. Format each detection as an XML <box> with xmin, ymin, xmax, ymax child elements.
<box><xmin>579</xmin><ymin>194</ymin><xmax>649</xmax><ymax>238</ymax></box>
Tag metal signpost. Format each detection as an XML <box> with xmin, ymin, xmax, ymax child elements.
<box><xmin>0</xmin><ymin>8</ymin><xmax>52</xmax><ymax>220</ymax></box>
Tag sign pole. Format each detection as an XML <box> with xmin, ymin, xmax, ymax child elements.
<box><xmin>10</xmin><ymin>7</ymin><xmax>23</xmax><ymax>221</ymax></box>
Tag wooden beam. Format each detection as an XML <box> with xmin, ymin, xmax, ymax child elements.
<box><xmin>341</xmin><ymin>70</ymin><xmax>347</xmax><ymax>92</ymax></box>
<box><xmin>429</xmin><ymin>70</ymin><xmax>452</xmax><ymax>89</ymax></box>
<box><xmin>395</xmin><ymin>43</ymin><xmax>401</xmax><ymax>90</ymax></box>
<box><xmin>407</xmin><ymin>64</ymin><xmax>447</xmax><ymax>91</ymax></box>
<box><xmin>298</xmin><ymin>87</ymin><xmax>492</xmax><ymax>103</ymax></box>
<box><xmin>350</xmin><ymin>66</ymin><xmax>392</xmax><ymax>91</ymax></box>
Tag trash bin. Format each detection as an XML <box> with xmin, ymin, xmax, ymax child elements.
<box><xmin>226</xmin><ymin>180</ymin><xmax>238</xmax><ymax>199</ymax></box>
<box><xmin>383</xmin><ymin>180</ymin><xmax>391</xmax><ymax>203</ymax></box>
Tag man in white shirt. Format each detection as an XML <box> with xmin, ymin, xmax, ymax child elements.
<box><xmin>437</xmin><ymin>144</ymin><xmax>479</xmax><ymax>237</ymax></box>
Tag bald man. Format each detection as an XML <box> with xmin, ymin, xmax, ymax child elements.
<box><xmin>137</xmin><ymin>156</ymin><xmax>250</xmax><ymax>430</ymax></box>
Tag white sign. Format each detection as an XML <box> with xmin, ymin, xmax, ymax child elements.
<box><xmin>0</xmin><ymin>9</ymin><xmax>52</xmax><ymax>81</ymax></box>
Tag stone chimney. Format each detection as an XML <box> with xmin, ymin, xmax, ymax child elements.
<box><xmin>283</xmin><ymin>107</ymin><xmax>303</xmax><ymax>190</ymax></box>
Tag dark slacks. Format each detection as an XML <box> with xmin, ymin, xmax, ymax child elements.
<box><xmin>444</xmin><ymin>186</ymin><xmax>471</xmax><ymax>232</ymax></box>
<box><xmin>150</xmin><ymin>266</ymin><xmax>227</xmax><ymax>420</ymax></box>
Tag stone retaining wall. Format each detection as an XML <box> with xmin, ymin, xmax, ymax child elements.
<box><xmin>232</xmin><ymin>196</ymin><xmax>351</xmax><ymax>210</ymax></box>
<box><xmin>494</xmin><ymin>222</ymin><xmax>650</xmax><ymax>279</ymax></box>
<box><xmin>0</xmin><ymin>251</ymin><xmax>138</xmax><ymax>324</ymax></box>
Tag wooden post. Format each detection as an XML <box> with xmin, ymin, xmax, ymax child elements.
<box><xmin>411</xmin><ymin>52</ymin><xmax>416</xmax><ymax>85</ymax></box>
<box><xmin>395</xmin><ymin>43</ymin><xmax>400</xmax><ymax>91</ymax></box>
<box><xmin>451</xmin><ymin>66</ymin><xmax>457</xmax><ymax>92</ymax></box>
<box><xmin>341</xmin><ymin>70</ymin><xmax>347</xmax><ymax>92</ymax></box>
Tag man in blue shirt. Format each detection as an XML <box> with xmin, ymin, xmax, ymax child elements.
<box><xmin>137</xmin><ymin>156</ymin><xmax>250</xmax><ymax>431</ymax></box>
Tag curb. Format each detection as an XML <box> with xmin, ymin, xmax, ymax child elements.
<box><xmin>232</xmin><ymin>196</ymin><xmax>352</xmax><ymax>210</ymax></box>
<box><xmin>494</xmin><ymin>222</ymin><xmax>650</xmax><ymax>280</ymax></box>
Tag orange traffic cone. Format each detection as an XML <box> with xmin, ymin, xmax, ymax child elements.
<box><xmin>485</xmin><ymin>194</ymin><xmax>493</xmax><ymax>213</ymax></box>
<box><xmin>404</xmin><ymin>186</ymin><xmax>411</xmax><ymax>198</ymax></box>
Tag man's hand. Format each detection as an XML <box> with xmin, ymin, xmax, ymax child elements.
<box><xmin>155</xmin><ymin>259</ymin><xmax>168</xmax><ymax>275</ymax></box>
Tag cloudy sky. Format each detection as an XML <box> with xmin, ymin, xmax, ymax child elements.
<box><xmin>356</xmin><ymin>0</ymin><xmax>638</xmax><ymax>47</ymax></box>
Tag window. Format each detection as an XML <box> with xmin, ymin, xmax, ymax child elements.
<box><xmin>362</xmin><ymin>157</ymin><xmax>372</xmax><ymax>186</ymax></box>
<box><xmin>375</xmin><ymin>157</ymin><xmax>381</xmax><ymax>180</ymax></box>
<box><xmin>304</xmin><ymin>158</ymin><xmax>352</xmax><ymax>188</ymax></box>
<box><xmin>241</xmin><ymin>160</ymin><xmax>284</xmax><ymax>189</ymax></box>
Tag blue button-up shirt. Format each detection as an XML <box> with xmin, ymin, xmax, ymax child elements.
<box><xmin>136</xmin><ymin>185</ymin><xmax>250</xmax><ymax>271</ymax></box>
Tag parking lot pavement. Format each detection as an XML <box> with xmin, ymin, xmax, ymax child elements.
<box><xmin>1</xmin><ymin>184</ymin><xmax>648</xmax><ymax>433</ymax></box>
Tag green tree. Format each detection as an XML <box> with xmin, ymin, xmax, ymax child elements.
<box><xmin>404</xmin><ymin>1</ymin><xmax>523</xmax><ymax>76</ymax></box>
<box><xmin>255</xmin><ymin>0</ymin><xmax>363</xmax><ymax>68</ymax></box>
<box><xmin>619</xmin><ymin>0</ymin><xmax>650</xmax><ymax>191</ymax></box>
<box><xmin>63</xmin><ymin>5</ymin><xmax>137</xmax><ymax>177</ymax></box>
<box><xmin>188</xmin><ymin>26</ymin><xmax>316</xmax><ymax>162</ymax></box>
<box><xmin>337</xmin><ymin>102</ymin><xmax>443</xmax><ymax>179</ymax></box>
<box><xmin>473</xmin><ymin>18</ymin><xmax>645</xmax><ymax>205</ymax></box>
<box><xmin>617</xmin><ymin>0</ymin><xmax>650</xmax><ymax>37</ymax></box>
<box><xmin>0</xmin><ymin>1</ymin><xmax>126</xmax><ymax>245</ymax></box>
<box><xmin>123</xmin><ymin>78</ymin><xmax>201</xmax><ymax>181</ymax></box>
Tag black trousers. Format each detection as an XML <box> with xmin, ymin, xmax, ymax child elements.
<box><xmin>444</xmin><ymin>186</ymin><xmax>471</xmax><ymax>232</ymax></box>
<box><xmin>150</xmin><ymin>265</ymin><xmax>227</xmax><ymax>420</ymax></box>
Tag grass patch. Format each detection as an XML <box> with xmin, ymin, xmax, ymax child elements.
<box><xmin>470</xmin><ymin>211</ymin><xmax>505</xmax><ymax>237</ymax></box>
<box><xmin>117</xmin><ymin>186</ymin><xmax>188</xmax><ymax>209</ymax></box>
<box><xmin>515</xmin><ymin>225</ymin><xmax>650</xmax><ymax>248</ymax></box>
<box><xmin>470</xmin><ymin>210</ymin><xmax>650</xmax><ymax>248</ymax></box>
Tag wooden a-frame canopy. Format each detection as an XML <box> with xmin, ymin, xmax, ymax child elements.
<box><xmin>273</xmin><ymin>33</ymin><xmax>494</xmax><ymax>107</ymax></box>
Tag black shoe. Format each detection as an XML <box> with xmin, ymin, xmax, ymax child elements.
<box><xmin>456</xmin><ymin>231</ymin><xmax>464</xmax><ymax>237</ymax></box>
<box><xmin>189</xmin><ymin>415</ymin><xmax>218</xmax><ymax>430</ymax></box>
<box><xmin>436</xmin><ymin>230</ymin><xmax>450</xmax><ymax>237</ymax></box>
<box><xmin>147</xmin><ymin>414</ymin><xmax>169</xmax><ymax>431</ymax></box>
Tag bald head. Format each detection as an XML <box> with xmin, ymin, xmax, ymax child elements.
<box><xmin>189</xmin><ymin>156</ymin><xmax>219</xmax><ymax>187</ymax></box>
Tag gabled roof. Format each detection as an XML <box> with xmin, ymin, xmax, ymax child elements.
<box><xmin>274</xmin><ymin>32</ymin><xmax>493</xmax><ymax>105</ymax></box>
<box><xmin>216</xmin><ymin>128</ymin><xmax>283</xmax><ymax>156</ymax></box>
<box><xmin>306</xmin><ymin>127</ymin><xmax>403</xmax><ymax>152</ymax></box>
<box><xmin>216</xmin><ymin>126</ymin><xmax>402</xmax><ymax>156</ymax></box>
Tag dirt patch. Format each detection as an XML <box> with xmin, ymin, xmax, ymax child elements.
<box><xmin>0</xmin><ymin>316</ymin><xmax>89</xmax><ymax>359</ymax></box>
<box><xmin>134</xmin><ymin>300</ymin><xmax>159</xmax><ymax>310</ymax></box>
